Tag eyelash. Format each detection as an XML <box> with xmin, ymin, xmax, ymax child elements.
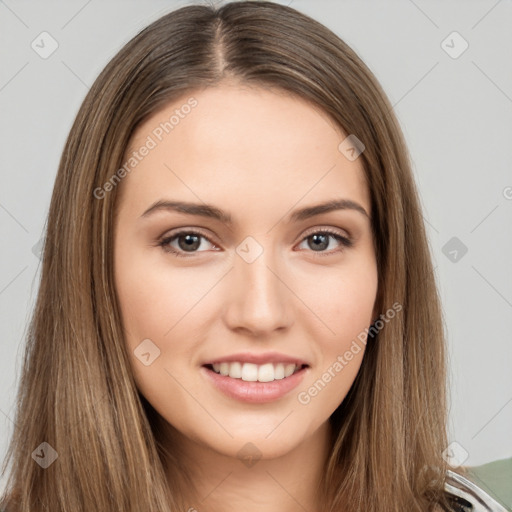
<box><xmin>158</xmin><ymin>228</ymin><xmax>353</xmax><ymax>258</ymax></box>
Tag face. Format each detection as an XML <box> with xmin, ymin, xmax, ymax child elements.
<box><xmin>113</xmin><ymin>82</ymin><xmax>378</xmax><ymax>462</ymax></box>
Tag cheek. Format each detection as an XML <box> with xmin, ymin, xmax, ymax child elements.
<box><xmin>114</xmin><ymin>243</ymin><xmax>211</xmax><ymax>343</ymax></box>
<box><xmin>113</xmin><ymin>244</ymin><xmax>222</xmax><ymax>392</ymax></box>
<box><xmin>292</xmin><ymin>256</ymin><xmax>377</xmax><ymax>407</ymax></box>
<box><xmin>293</xmin><ymin>255</ymin><xmax>378</xmax><ymax>341</ymax></box>
<box><xmin>113</xmin><ymin>250</ymin><xmax>200</xmax><ymax>417</ymax></box>
<box><xmin>296</xmin><ymin>283</ymin><xmax>373</xmax><ymax>414</ymax></box>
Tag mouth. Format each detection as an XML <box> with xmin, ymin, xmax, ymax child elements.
<box><xmin>200</xmin><ymin>361</ymin><xmax>310</xmax><ymax>403</ymax></box>
<box><xmin>202</xmin><ymin>362</ymin><xmax>309</xmax><ymax>383</ymax></box>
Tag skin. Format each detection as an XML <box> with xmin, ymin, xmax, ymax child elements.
<box><xmin>114</xmin><ymin>82</ymin><xmax>378</xmax><ymax>512</ymax></box>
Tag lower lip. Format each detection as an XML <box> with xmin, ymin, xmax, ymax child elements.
<box><xmin>200</xmin><ymin>365</ymin><xmax>309</xmax><ymax>403</ymax></box>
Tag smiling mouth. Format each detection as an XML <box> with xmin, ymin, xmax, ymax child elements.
<box><xmin>203</xmin><ymin>362</ymin><xmax>309</xmax><ymax>383</ymax></box>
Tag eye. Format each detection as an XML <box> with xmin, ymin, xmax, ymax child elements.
<box><xmin>159</xmin><ymin>230</ymin><xmax>218</xmax><ymax>258</ymax></box>
<box><xmin>296</xmin><ymin>228</ymin><xmax>353</xmax><ymax>256</ymax></box>
<box><xmin>158</xmin><ymin>227</ymin><xmax>353</xmax><ymax>258</ymax></box>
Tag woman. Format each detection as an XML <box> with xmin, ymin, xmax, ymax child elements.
<box><xmin>0</xmin><ymin>1</ymin><xmax>505</xmax><ymax>511</ymax></box>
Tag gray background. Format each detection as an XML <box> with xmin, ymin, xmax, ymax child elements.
<box><xmin>1</xmin><ymin>0</ymin><xmax>511</xmax><ymax>491</ymax></box>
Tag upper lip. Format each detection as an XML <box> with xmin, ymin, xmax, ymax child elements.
<box><xmin>202</xmin><ymin>351</ymin><xmax>310</xmax><ymax>367</ymax></box>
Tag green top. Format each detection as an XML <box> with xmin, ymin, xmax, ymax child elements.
<box><xmin>465</xmin><ymin>457</ymin><xmax>512</xmax><ymax>510</ymax></box>
<box><xmin>443</xmin><ymin>457</ymin><xmax>512</xmax><ymax>511</ymax></box>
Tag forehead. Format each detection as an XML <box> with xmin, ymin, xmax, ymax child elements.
<box><xmin>117</xmin><ymin>84</ymin><xmax>370</xmax><ymax>222</ymax></box>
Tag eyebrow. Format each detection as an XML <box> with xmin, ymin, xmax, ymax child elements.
<box><xmin>140</xmin><ymin>198</ymin><xmax>370</xmax><ymax>224</ymax></box>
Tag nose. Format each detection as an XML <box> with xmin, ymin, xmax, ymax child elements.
<box><xmin>223</xmin><ymin>246</ymin><xmax>293</xmax><ymax>336</ymax></box>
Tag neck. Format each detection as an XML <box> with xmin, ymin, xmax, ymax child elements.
<box><xmin>156</xmin><ymin>416</ymin><xmax>334</xmax><ymax>512</ymax></box>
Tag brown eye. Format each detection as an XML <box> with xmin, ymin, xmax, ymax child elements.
<box><xmin>159</xmin><ymin>230</ymin><xmax>217</xmax><ymax>258</ymax></box>
<box><xmin>297</xmin><ymin>229</ymin><xmax>353</xmax><ymax>255</ymax></box>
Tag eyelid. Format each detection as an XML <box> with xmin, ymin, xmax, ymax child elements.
<box><xmin>160</xmin><ymin>225</ymin><xmax>351</xmax><ymax>243</ymax></box>
<box><xmin>158</xmin><ymin>225</ymin><xmax>353</xmax><ymax>257</ymax></box>
<box><xmin>158</xmin><ymin>227</ymin><xmax>219</xmax><ymax>256</ymax></box>
<box><xmin>299</xmin><ymin>225</ymin><xmax>351</xmax><ymax>241</ymax></box>
<box><xmin>294</xmin><ymin>226</ymin><xmax>353</xmax><ymax>257</ymax></box>
<box><xmin>159</xmin><ymin>226</ymin><xmax>216</xmax><ymax>242</ymax></box>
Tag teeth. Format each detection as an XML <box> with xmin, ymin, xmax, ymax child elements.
<box><xmin>209</xmin><ymin>361</ymin><xmax>303</xmax><ymax>382</ymax></box>
<box><xmin>241</xmin><ymin>363</ymin><xmax>258</xmax><ymax>381</ymax></box>
<box><xmin>274</xmin><ymin>363</ymin><xmax>285</xmax><ymax>380</ymax></box>
<box><xmin>284</xmin><ymin>363</ymin><xmax>296</xmax><ymax>377</ymax></box>
<box><xmin>258</xmin><ymin>363</ymin><xmax>274</xmax><ymax>382</ymax></box>
<box><xmin>228</xmin><ymin>361</ymin><xmax>242</xmax><ymax>379</ymax></box>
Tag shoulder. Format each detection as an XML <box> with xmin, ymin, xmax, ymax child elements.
<box><xmin>443</xmin><ymin>457</ymin><xmax>512</xmax><ymax>511</ymax></box>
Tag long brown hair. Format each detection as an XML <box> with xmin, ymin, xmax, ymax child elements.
<box><xmin>1</xmin><ymin>1</ymin><xmax>461</xmax><ymax>510</ymax></box>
